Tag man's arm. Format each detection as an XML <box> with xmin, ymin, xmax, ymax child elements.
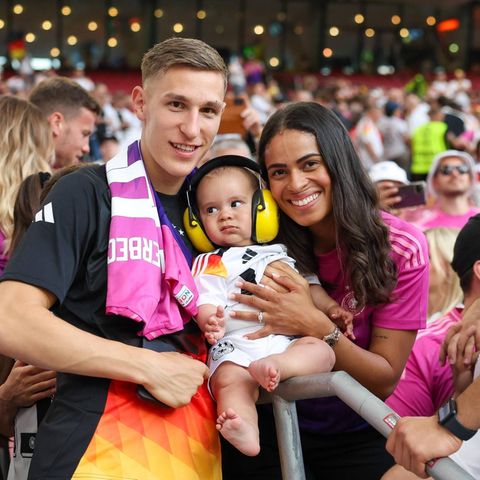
<box><xmin>0</xmin><ymin>281</ymin><xmax>208</xmax><ymax>408</ymax></box>
<box><xmin>386</xmin><ymin>377</ymin><xmax>480</xmax><ymax>478</ymax></box>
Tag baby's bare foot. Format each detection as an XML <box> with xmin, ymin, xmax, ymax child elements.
<box><xmin>248</xmin><ymin>359</ymin><xmax>280</xmax><ymax>392</ymax></box>
<box><xmin>216</xmin><ymin>408</ymin><xmax>260</xmax><ymax>456</ymax></box>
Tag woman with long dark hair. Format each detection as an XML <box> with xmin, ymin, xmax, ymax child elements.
<box><xmin>222</xmin><ymin>102</ymin><xmax>429</xmax><ymax>479</ymax></box>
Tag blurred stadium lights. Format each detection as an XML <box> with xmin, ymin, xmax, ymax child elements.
<box><xmin>0</xmin><ymin>0</ymin><xmax>474</xmax><ymax>74</ymax></box>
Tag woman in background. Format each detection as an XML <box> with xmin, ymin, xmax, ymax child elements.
<box><xmin>0</xmin><ymin>96</ymin><xmax>53</xmax><ymax>274</ymax></box>
<box><xmin>425</xmin><ymin>227</ymin><xmax>462</xmax><ymax>323</ymax></box>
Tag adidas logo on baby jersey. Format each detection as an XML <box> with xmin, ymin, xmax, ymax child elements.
<box><xmin>34</xmin><ymin>202</ymin><xmax>55</xmax><ymax>224</ymax></box>
<box><xmin>241</xmin><ymin>248</ymin><xmax>258</xmax><ymax>264</ymax></box>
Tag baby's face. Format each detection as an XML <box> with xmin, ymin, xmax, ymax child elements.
<box><xmin>196</xmin><ymin>169</ymin><xmax>254</xmax><ymax>247</ymax></box>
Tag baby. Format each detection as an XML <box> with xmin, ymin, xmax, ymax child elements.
<box><xmin>188</xmin><ymin>155</ymin><xmax>353</xmax><ymax>456</ymax></box>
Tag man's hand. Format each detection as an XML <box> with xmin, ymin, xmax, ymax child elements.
<box><xmin>376</xmin><ymin>181</ymin><xmax>402</xmax><ymax>212</ymax></box>
<box><xmin>141</xmin><ymin>352</ymin><xmax>209</xmax><ymax>408</ymax></box>
<box><xmin>0</xmin><ymin>361</ymin><xmax>56</xmax><ymax>408</ymax></box>
<box><xmin>240</xmin><ymin>105</ymin><xmax>262</xmax><ymax>140</ymax></box>
<box><xmin>386</xmin><ymin>415</ymin><xmax>463</xmax><ymax>478</ymax></box>
<box><xmin>440</xmin><ymin>299</ymin><xmax>480</xmax><ymax>366</ymax></box>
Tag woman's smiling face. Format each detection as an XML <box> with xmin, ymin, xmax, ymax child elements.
<box><xmin>264</xmin><ymin>129</ymin><xmax>333</xmax><ymax>228</ymax></box>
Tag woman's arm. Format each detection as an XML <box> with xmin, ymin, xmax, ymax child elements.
<box><xmin>333</xmin><ymin>326</ymin><xmax>416</xmax><ymax>399</ymax></box>
<box><xmin>231</xmin><ymin>272</ymin><xmax>416</xmax><ymax>399</ymax></box>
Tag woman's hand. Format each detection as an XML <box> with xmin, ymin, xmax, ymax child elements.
<box><xmin>260</xmin><ymin>260</ymin><xmax>302</xmax><ymax>293</ymax></box>
<box><xmin>230</xmin><ymin>271</ymin><xmax>334</xmax><ymax>340</ymax></box>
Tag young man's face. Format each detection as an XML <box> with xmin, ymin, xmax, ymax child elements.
<box><xmin>132</xmin><ymin>66</ymin><xmax>226</xmax><ymax>194</ymax></box>
<box><xmin>197</xmin><ymin>169</ymin><xmax>254</xmax><ymax>248</ymax></box>
<box><xmin>53</xmin><ymin>107</ymin><xmax>96</xmax><ymax>168</ymax></box>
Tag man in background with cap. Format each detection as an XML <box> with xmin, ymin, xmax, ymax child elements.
<box><xmin>413</xmin><ymin>150</ymin><xmax>480</xmax><ymax>231</ymax></box>
<box><xmin>386</xmin><ymin>214</ymin><xmax>480</xmax><ymax>479</ymax></box>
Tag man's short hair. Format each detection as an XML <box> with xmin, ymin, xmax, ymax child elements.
<box><xmin>452</xmin><ymin>214</ymin><xmax>480</xmax><ymax>293</ymax></box>
<box><xmin>29</xmin><ymin>77</ymin><xmax>101</xmax><ymax>119</ymax></box>
<box><xmin>141</xmin><ymin>37</ymin><xmax>228</xmax><ymax>92</ymax></box>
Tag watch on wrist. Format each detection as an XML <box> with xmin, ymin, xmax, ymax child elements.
<box><xmin>322</xmin><ymin>326</ymin><xmax>341</xmax><ymax>348</ymax></box>
<box><xmin>438</xmin><ymin>397</ymin><xmax>477</xmax><ymax>441</ymax></box>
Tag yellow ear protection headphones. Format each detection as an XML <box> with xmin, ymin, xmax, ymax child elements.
<box><xmin>183</xmin><ymin>155</ymin><xmax>279</xmax><ymax>252</ymax></box>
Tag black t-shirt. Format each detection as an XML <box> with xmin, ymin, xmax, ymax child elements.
<box><xmin>2</xmin><ymin>164</ymin><xmax>212</xmax><ymax>478</ymax></box>
<box><xmin>157</xmin><ymin>190</ymin><xmax>194</xmax><ymax>254</ymax></box>
<box><xmin>3</xmin><ymin>164</ymin><xmax>200</xmax><ymax>350</ymax></box>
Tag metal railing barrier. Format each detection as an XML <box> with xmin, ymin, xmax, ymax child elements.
<box><xmin>258</xmin><ymin>371</ymin><xmax>475</xmax><ymax>480</ymax></box>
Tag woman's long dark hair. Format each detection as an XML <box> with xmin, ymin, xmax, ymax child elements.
<box><xmin>258</xmin><ymin>102</ymin><xmax>397</xmax><ymax>307</ymax></box>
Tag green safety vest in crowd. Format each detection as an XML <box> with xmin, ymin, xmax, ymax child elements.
<box><xmin>411</xmin><ymin>121</ymin><xmax>448</xmax><ymax>175</ymax></box>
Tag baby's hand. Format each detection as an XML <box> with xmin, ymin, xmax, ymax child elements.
<box><xmin>205</xmin><ymin>305</ymin><xmax>226</xmax><ymax>345</ymax></box>
<box><xmin>327</xmin><ymin>304</ymin><xmax>355</xmax><ymax>340</ymax></box>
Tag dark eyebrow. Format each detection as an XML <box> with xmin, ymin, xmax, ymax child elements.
<box><xmin>266</xmin><ymin>153</ymin><xmax>322</xmax><ymax>171</ymax></box>
<box><xmin>164</xmin><ymin>93</ymin><xmax>223</xmax><ymax>110</ymax></box>
<box><xmin>164</xmin><ymin>93</ymin><xmax>187</xmax><ymax>102</ymax></box>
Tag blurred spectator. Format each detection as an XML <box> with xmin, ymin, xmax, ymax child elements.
<box><xmin>0</xmin><ymin>97</ymin><xmax>53</xmax><ymax>274</ymax></box>
<box><xmin>99</xmin><ymin>134</ymin><xmax>120</xmax><ymax>163</ymax></box>
<box><xmin>353</xmin><ymin>104</ymin><xmax>384</xmax><ymax>168</ymax></box>
<box><xmin>413</xmin><ymin>150</ymin><xmax>480</xmax><ymax>230</ymax></box>
<box><xmin>5</xmin><ymin>74</ymin><xmax>28</xmax><ymax>97</ymax></box>
<box><xmin>228</xmin><ymin>55</ymin><xmax>247</xmax><ymax>96</ymax></box>
<box><xmin>436</xmin><ymin>96</ymin><xmax>467</xmax><ymax>150</ymax></box>
<box><xmin>378</xmin><ymin>101</ymin><xmax>410</xmax><ymax>172</ymax></box>
<box><xmin>424</xmin><ymin>227</ymin><xmax>462</xmax><ymax>322</ymax></box>
<box><xmin>404</xmin><ymin>93</ymin><xmax>429</xmax><ymax>137</ymax></box>
<box><xmin>207</xmin><ymin>134</ymin><xmax>253</xmax><ymax>162</ymax></box>
<box><xmin>248</xmin><ymin>81</ymin><xmax>275</xmax><ymax>126</ymax></box>
<box><xmin>29</xmin><ymin>77</ymin><xmax>100</xmax><ymax>168</ymax></box>
<box><xmin>291</xmin><ymin>89</ymin><xmax>314</xmax><ymax>102</ymax></box>
<box><xmin>410</xmin><ymin>105</ymin><xmax>448</xmax><ymax>181</ymax></box>
<box><xmin>405</xmin><ymin>73</ymin><xmax>428</xmax><ymax>99</ymax></box>
<box><xmin>243</xmin><ymin>57</ymin><xmax>265</xmax><ymax>85</ymax></box>
<box><xmin>430</xmin><ymin>68</ymin><xmax>449</xmax><ymax>97</ymax></box>
<box><xmin>71</xmin><ymin>67</ymin><xmax>95</xmax><ymax>92</ymax></box>
<box><xmin>111</xmin><ymin>91</ymin><xmax>142</xmax><ymax>151</ymax></box>
<box><xmin>448</xmin><ymin>68</ymin><xmax>472</xmax><ymax>100</ymax></box>
<box><xmin>369</xmin><ymin>161</ymin><xmax>409</xmax><ymax>213</ymax></box>
<box><xmin>90</xmin><ymin>83</ymin><xmax>120</xmax><ymax>161</ymax></box>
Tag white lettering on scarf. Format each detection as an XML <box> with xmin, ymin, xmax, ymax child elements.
<box><xmin>107</xmin><ymin>237</ymin><xmax>165</xmax><ymax>271</ymax></box>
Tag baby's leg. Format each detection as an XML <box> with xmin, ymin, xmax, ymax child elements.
<box><xmin>249</xmin><ymin>336</ymin><xmax>335</xmax><ymax>392</ymax></box>
<box><xmin>211</xmin><ymin>362</ymin><xmax>261</xmax><ymax>456</ymax></box>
